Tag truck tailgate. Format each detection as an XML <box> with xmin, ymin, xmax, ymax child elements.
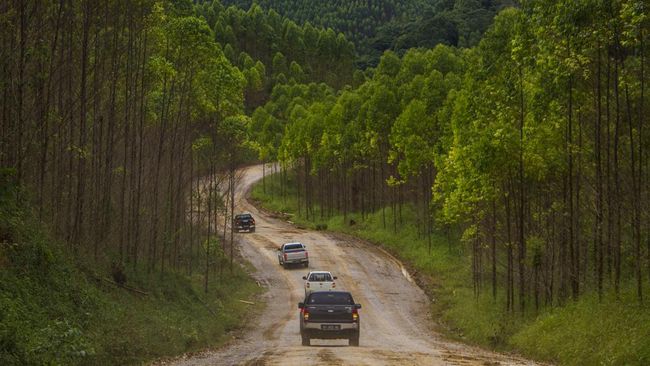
<box><xmin>309</xmin><ymin>282</ymin><xmax>333</xmax><ymax>291</ymax></box>
<box><xmin>285</xmin><ymin>250</ymin><xmax>306</xmax><ymax>260</ymax></box>
<box><xmin>306</xmin><ymin>305</ymin><xmax>354</xmax><ymax>323</ymax></box>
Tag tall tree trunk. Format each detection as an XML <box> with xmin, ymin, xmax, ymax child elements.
<box><xmin>492</xmin><ymin>196</ymin><xmax>497</xmax><ymax>301</ymax></box>
<box><xmin>595</xmin><ymin>44</ymin><xmax>604</xmax><ymax>300</ymax></box>
<box><xmin>518</xmin><ymin>65</ymin><xmax>526</xmax><ymax>313</ymax></box>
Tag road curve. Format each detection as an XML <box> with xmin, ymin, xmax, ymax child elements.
<box><xmin>165</xmin><ymin>164</ymin><xmax>541</xmax><ymax>366</ymax></box>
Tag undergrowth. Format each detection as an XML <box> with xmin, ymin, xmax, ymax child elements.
<box><xmin>0</xmin><ymin>177</ymin><xmax>260</xmax><ymax>365</ymax></box>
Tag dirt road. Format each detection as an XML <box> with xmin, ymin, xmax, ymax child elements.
<box><xmin>168</xmin><ymin>165</ymin><xmax>540</xmax><ymax>366</ymax></box>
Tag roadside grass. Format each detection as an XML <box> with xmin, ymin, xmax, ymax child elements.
<box><xmin>251</xmin><ymin>171</ymin><xmax>650</xmax><ymax>365</ymax></box>
<box><xmin>510</xmin><ymin>286</ymin><xmax>650</xmax><ymax>366</ymax></box>
<box><xmin>86</xmin><ymin>267</ymin><xmax>259</xmax><ymax>365</ymax></box>
<box><xmin>0</xmin><ymin>184</ymin><xmax>260</xmax><ymax>365</ymax></box>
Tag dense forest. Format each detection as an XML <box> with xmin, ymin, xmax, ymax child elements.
<box><xmin>0</xmin><ymin>0</ymin><xmax>250</xmax><ymax>282</ymax></box>
<box><xmin>221</xmin><ymin>0</ymin><xmax>515</xmax><ymax>67</ymax></box>
<box><xmin>0</xmin><ymin>0</ymin><xmax>354</xmax><ymax>292</ymax></box>
<box><xmin>2</xmin><ymin>0</ymin><xmax>650</xmax><ymax>364</ymax></box>
<box><xmin>194</xmin><ymin>1</ymin><xmax>356</xmax><ymax>108</ymax></box>
<box><xmin>254</xmin><ymin>0</ymin><xmax>650</xmax><ymax>310</ymax></box>
<box><xmin>0</xmin><ymin>0</ymin><xmax>321</xmax><ymax>363</ymax></box>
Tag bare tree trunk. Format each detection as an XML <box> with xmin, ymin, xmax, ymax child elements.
<box><xmin>492</xmin><ymin>196</ymin><xmax>497</xmax><ymax>301</ymax></box>
<box><xmin>505</xmin><ymin>186</ymin><xmax>514</xmax><ymax>312</ymax></box>
<box><xmin>595</xmin><ymin>44</ymin><xmax>604</xmax><ymax>300</ymax></box>
<box><xmin>518</xmin><ymin>65</ymin><xmax>526</xmax><ymax>313</ymax></box>
<box><xmin>613</xmin><ymin>42</ymin><xmax>622</xmax><ymax>297</ymax></box>
<box><xmin>626</xmin><ymin>82</ymin><xmax>643</xmax><ymax>303</ymax></box>
<box><xmin>230</xmin><ymin>163</ymin><xmax>235</xmax><ymax>272</ymax></box>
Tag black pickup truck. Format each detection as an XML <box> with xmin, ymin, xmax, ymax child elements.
<box><xmin>298</xmin><ymin>291</ymin><xmax>361</xmax><ymax>346</ymax></box>
<box><xmin>233</xmin><ymin>213</ymin><xmax>255</xmax><ymax>232</ymax></box>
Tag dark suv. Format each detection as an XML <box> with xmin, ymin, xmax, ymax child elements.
<box><xmin>233</xmin><ymin>213</ymin><xmax>255</xmax><ymax>232</ymax></box>
<box><xmin>299</xmin><ymin>291</ymin><xmax>361</xmax><ymax>346</ymax></box>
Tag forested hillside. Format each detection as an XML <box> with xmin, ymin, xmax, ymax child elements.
<box><xmin>258</xmin><ymin>0</ymin><xmax>650</xmax><ymax>307</ymax></box>
<box><xmin>220</xmin><ymin>0</ymin><xmax>514</xmax><ymax>67</ymax></box>
<box><xmin>0</xmin><ymin>0</ymin><xmax>362</xmax><ymax>362</ymax></box>
<box><xmin>251</xmin><ymin>1</ymin><xmax>650</xmax><ymax>364</ymax></box>
<box><xmin>194</xmin><ymin>1</ymin><xmax>356</xmax><ymax>108</ymax></box>
<box><xmin>3</xmin><ymin>0</ymin><xmax>650</xmax><ymax>364</ymax></box>
<box><xmin>0</xmin><ymin>0</ymin><xmax>247</xmax><ymax>280</ymax></box>
<box><xmin>0</xmin><ymin>0</ymin><xmax>272</xmax><ymax>363</ymax></box>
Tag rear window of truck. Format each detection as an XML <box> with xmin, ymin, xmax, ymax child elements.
<box><xmin>308</xmin><ymin>292</ymin><xmax>353</xmax><ymax>305</ymax></box>
<box><xmin>309</xmin><ymin>273</ymin><xmax>333</xmax><ymax>282</ymax></box>
<box><xmin>284</xmin><ymin>244</ymin><xmax>304</xmax><ymax>251</ymax></box>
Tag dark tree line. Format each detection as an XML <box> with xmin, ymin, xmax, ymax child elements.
<box><xmin>219</xmin><ymin>0</ymin><xmax>515</xmax><ymax>67</ymax></box>
<box><xmin>195</xmin><ymin>1</ymin><xmax>356</xmax><ymax>109</ymax></box>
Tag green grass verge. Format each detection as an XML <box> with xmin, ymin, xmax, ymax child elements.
<box><xmin>251</xmin><ymin>171</ymin><xmax>650</xmax><ymax>366</ymax></box>
<box><xmin>0</xmin><ymin>184</ymin><xmax>261</xmax><ymax>365</ymax></box>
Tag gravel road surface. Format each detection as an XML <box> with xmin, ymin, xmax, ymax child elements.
<box><xmin>163</xmin><ymin>165</ymin><xmax>541</xmax><ymax>366</ymax></box>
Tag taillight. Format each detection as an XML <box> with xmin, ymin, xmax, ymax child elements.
<box><xmin>332</xmin><ymin>282</ymin><xmax>336</xmax><ymax>288</ymax></box>
<box><xmin>306</xmin><ymin>283</ymin><xmax>310</xmax><ymax>288</ymax></box>
<box><xmin>305</xmin><ymin>251</ymin><xmax>309</xmax><ymax>258</ymax></box>
<box><xmin>302</xmin><ymin>308</ymin><xmax>309</xmax><ymax>321</ymax></box>
<box><xmin>252</xmin><ymin>219</ymin><xmax>255</xmax><ymax>224</ymax></box>
<box><xmin>352</xmin><ymin>308</ymin><xmax>358</xmax><ymax>322</ymax></box>
<box><xmin>284</xmin><ymin>253</ymin><xmax>288</xmax><ymax>261</ymax></box>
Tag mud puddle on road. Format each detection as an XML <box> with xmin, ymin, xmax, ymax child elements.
<box><xmin>242</xmin><ymin>347</ymin><xmax>463</xmax><ymax>366</ymax></box>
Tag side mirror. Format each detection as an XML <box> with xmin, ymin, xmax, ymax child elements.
<box><xmin>298</xmin><ymin>302</ymin><xmax>304</xmax><ymax>309</ymax></box>
<box><xmin>302</xmin><ymin>276</ymin><xmax>307</xmax><ymax>280</ymax></box>
<box><xmin>333</xmin><ymin>276</ymin><xmax>338</xmax><ymax>280</ymax></box>
<box><xmin>355</xmin><ymin>304</ymin><xmax>362</xmax><ymax>309</ymax></box>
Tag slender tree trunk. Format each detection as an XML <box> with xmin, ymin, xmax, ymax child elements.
<box><xmin>595</xmin><ymin>44</ymin><xmax>604</xmax><ymax>300</ymax></box>
<box><xmin>230</xmin><ymin>163</ymin><xmax>235</xmax><ymax>272</ymax></box>
<box><xmin>492</xmin><ymin>196</ymin><xmax>497</xmax><ymax>301</ymax></box>
<box><xmin>613</xmin><ymin>43</ymin><xmax>622</xmax><ymax>297</ymax></box>
<box><xmin>505</xmin><ymin>186</ymin><xmax>514</xmax><ymax>312</ymax></box>
<box><xmin>518</xmin><ymin>65</ymin><xmax>526</xmax><ymax>313</ymax></box>
<box><xmin>626</xmin><ymin>82</ymin><xmax>643</xmax><ymax>303</ymax></box>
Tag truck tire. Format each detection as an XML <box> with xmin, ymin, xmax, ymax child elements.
<box><xmin>304</xmin><ymin>261</ymin><xmax>309</xmax><ymax>268</ymax></box>
<box><xmin>301</xmin><ymin>336</ymin><xmax>310</xmax><ymax>346</ymax></box>
<box><xmin>251</xmin><ymin>228</ymin><xmax>255</xmax><ymax>233</ymax></box>
<box><xmin>349</xmin><ymin>334</ymin><xmax>359</xmax><ymax>347</ymax></box>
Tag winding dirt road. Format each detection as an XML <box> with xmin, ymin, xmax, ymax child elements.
<box><xmin>169</xmin><ymin>165</ymin><xmax>541</xmax><ymax>366</ymax></box>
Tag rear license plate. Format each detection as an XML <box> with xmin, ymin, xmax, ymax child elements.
<box><xmin>321</xmin><ymin>324</ymin><xmax>340</xmax><ymax>330</ymax></box>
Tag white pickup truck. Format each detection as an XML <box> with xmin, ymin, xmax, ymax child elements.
<box><xmin>277</xmin><ymin>242</ymin><xmax>309</xmax><ymax>268</ymax></box>
<box><xmin>303</xmin><ymin>271</ymin><xmax>337</xmax><ymax>296</ymax></box>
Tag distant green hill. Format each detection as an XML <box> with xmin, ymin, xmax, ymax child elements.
<box><xmin>219</xmin><ymin>0</ymin><xmax>515</xmax><ymax>67</ymax></box>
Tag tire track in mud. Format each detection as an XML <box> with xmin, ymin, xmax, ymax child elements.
<box><xmin>252</xmin><ymin>235</ymin><xmax>301</xmax><ymax>342</ymax></box>
<box><xmin>316</xmin><ymin>349</ymin><xmax>345</xmax><ymax>365</ymax></box>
